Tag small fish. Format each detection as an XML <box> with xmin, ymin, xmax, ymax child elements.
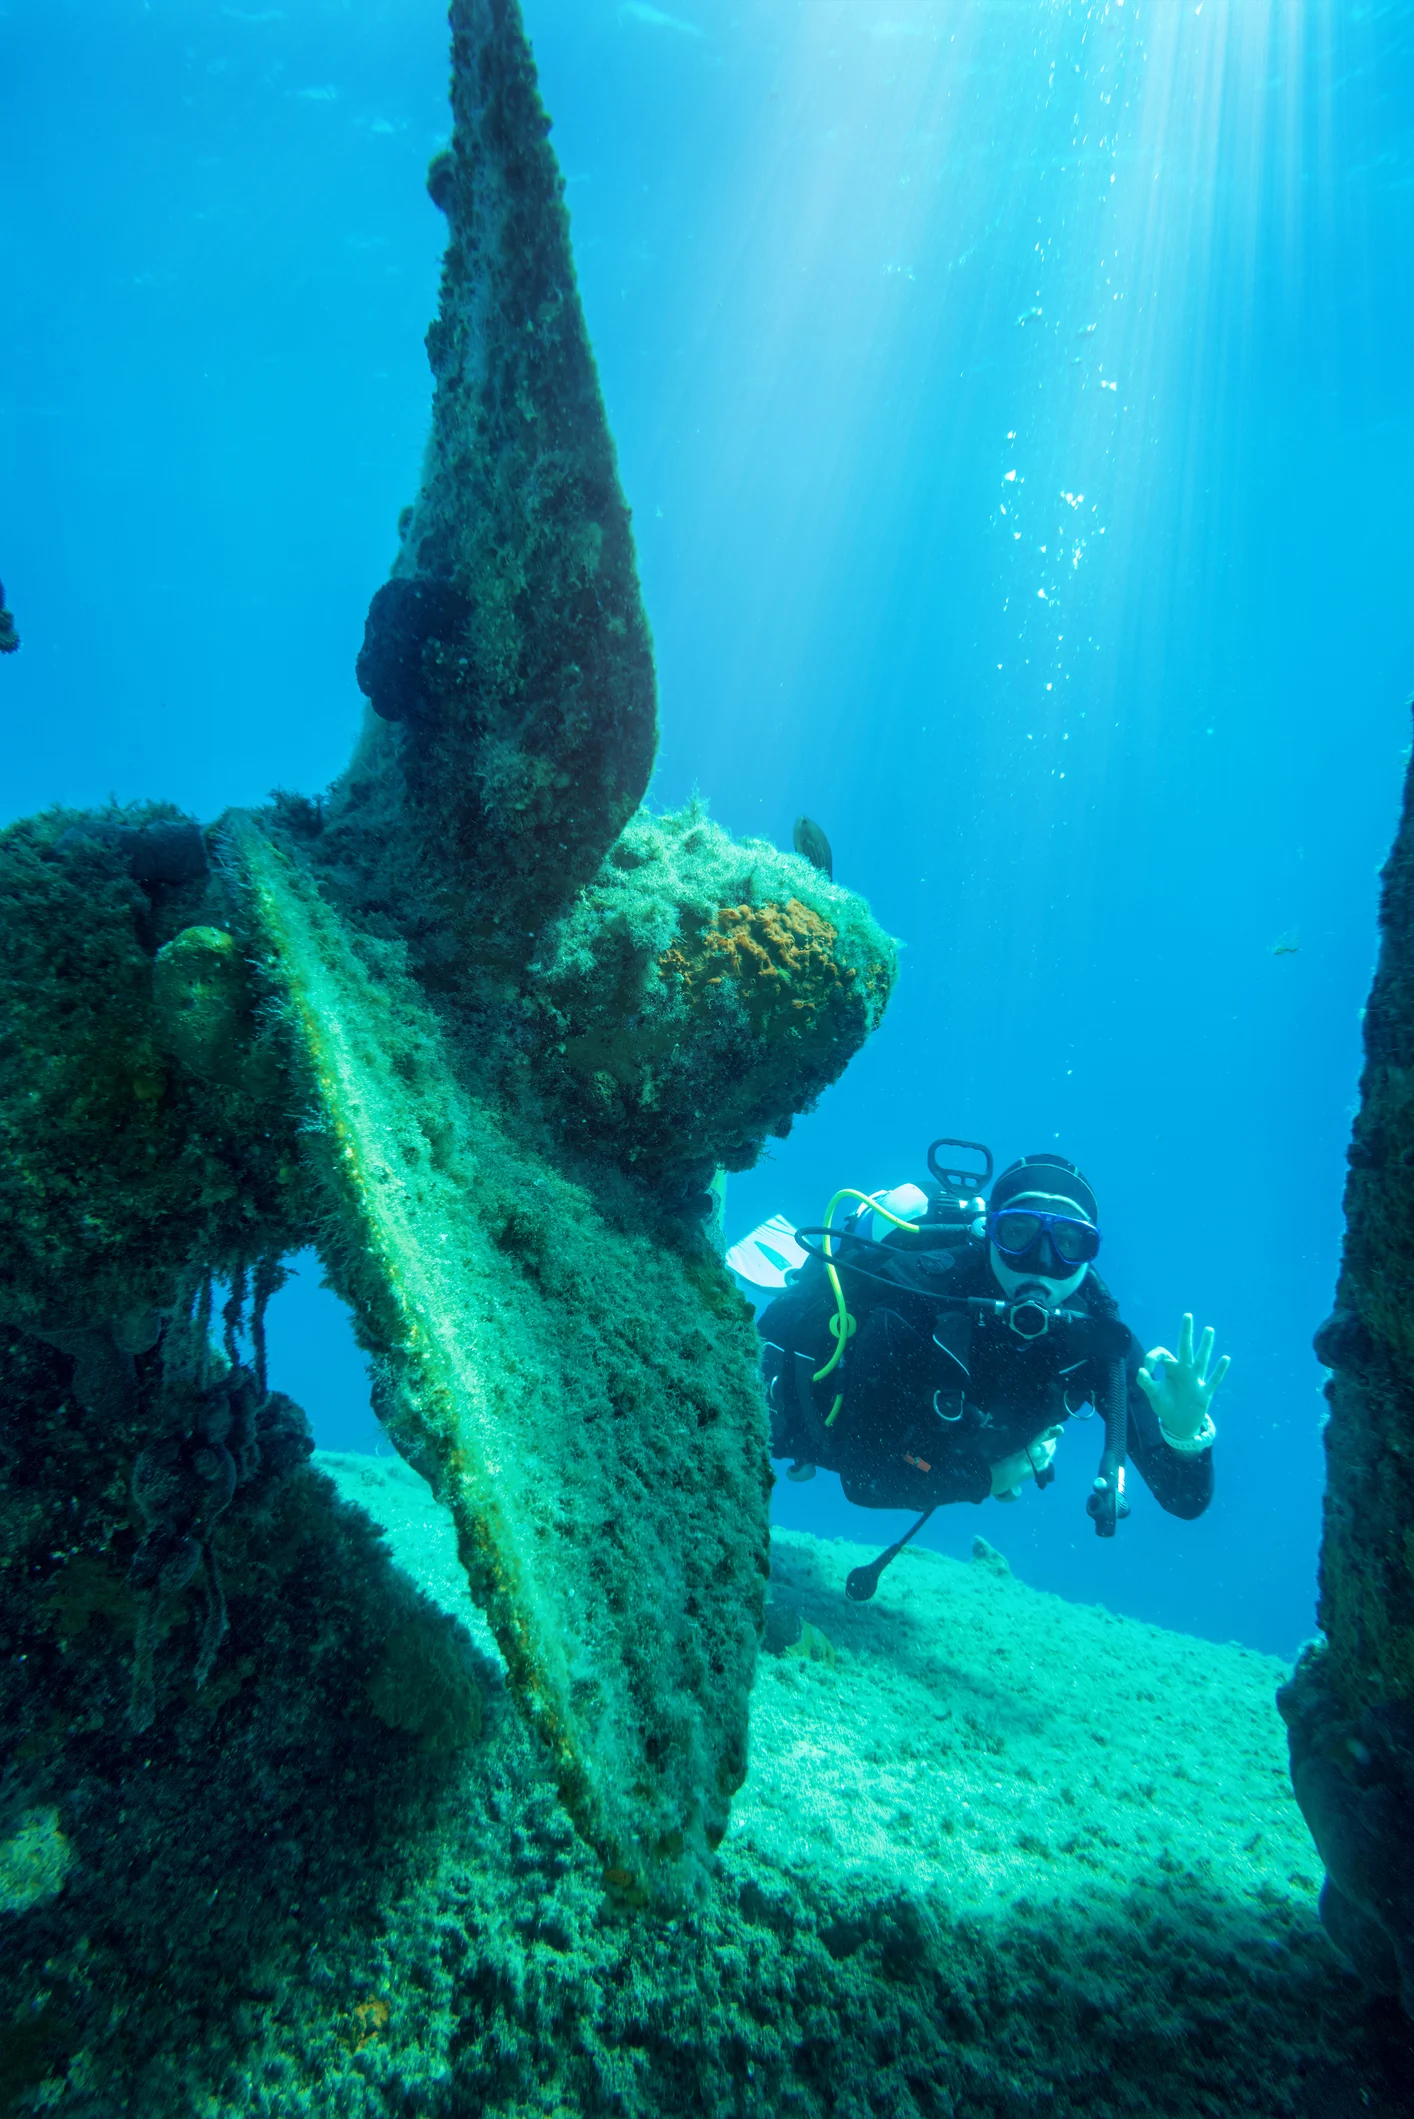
<box><xmin>783</xmin><ymin>1620</ymin><xmax>835</xmax><ymax>1666</ymax></box>
<box><xmin>0</xmin><ymin>579</ymin><xmax>18</xmax><ymax>656</ymax></box>
<box><xmin>793</xmin><ymin>816</ymin><xmax>833</xmax><ymax>880</ymax></box>
<box><xmin>1017</xmin><ymin>306</ymin><xmax>1043</xmax><ymax>325</ymax></box>
<box><xmin>1075</xmin><ymin>322</ymin><xmax>1097</xmax><ymax>338</ymax></box>
<box><xmin>1272</xmin><ymin>930</ymin><xmax>1300</xmax><ymax>957</ymax></box>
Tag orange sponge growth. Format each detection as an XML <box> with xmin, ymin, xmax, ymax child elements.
<box><xmin>666</xmin><ymin>896</ymin><xmax>889</xmax><ymax>1051</ymax></box>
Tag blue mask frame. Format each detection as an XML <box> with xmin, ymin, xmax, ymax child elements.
<box><xmin>987</xmin><ymin>1207</ymin><xmax>1101</xmax><ymax>1267</ymax></box>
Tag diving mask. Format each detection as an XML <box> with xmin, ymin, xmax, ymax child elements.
<box><xmin>987</xmin><ymin>1206</ymin><xmax>1101</xmax><ymax>1268</ymax></box>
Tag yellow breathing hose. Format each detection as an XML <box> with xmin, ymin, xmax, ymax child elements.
<box><xmin>814</xmin><ymin>1188</ymin><xmax>921</xmax><ymax>1425</ymax></box>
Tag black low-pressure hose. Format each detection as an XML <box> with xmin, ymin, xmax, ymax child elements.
<box><xmin>845</xmin><ymin>1507</ymin><xmax>936</xmax><ymax>1602</ymax></box>
<box><xmin>1086</xmin><ymin>1357</ymin><xmax>1130</xmax><ymax>1537</ymax></box>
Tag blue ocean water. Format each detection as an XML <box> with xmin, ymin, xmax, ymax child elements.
<box><xmin>3</xmin><ymin>0</ymin><xmax>1410</xmax><ymax>1663</ymax></box>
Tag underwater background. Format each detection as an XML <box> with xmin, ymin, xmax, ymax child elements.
<box><xmin>4</xmin><ymin>0</ymin><xmax>1413</xmax><ymax>1663</ymax></box>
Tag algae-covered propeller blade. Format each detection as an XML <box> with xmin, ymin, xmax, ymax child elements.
<box><xmin>340</xmin><ymin>0</ymin><xmax>657</xmax><ymax>961</ymax></box>
<box><xmin>231</xmin><ymin>819</ymin><xmax>769</xmax><ymax>1898</ymax></box>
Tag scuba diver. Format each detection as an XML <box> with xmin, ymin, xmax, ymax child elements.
<box><xmin>743</xmin><ymin>1139</ymin><xmax>1228</xmax><ymax>1599</ymax></box>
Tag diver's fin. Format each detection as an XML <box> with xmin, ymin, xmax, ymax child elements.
<box><xmin>726</xmin><ymin>1214</ymin><xmax>809</xmax><ymax>1290</ymax></box>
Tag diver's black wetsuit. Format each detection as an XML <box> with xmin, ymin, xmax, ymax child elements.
<box><xmin>758</xmin><ymin>1214</ymin><xmax>1212</xmax><ymax>1519</ymax></box>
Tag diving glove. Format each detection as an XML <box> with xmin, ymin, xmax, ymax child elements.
<box><xmin>990</xmin><ymin>1425</ymin><xmax>1062</xmax><ymax>1501</ymax></box>
<box><xmin>1137</xmin><ymin>1312</ymin><xmax>1227</xmax><ymax>1451</ymax></box>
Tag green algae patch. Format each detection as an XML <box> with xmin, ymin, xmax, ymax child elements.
<box><xmin>231</xmin><ymin>819</ymin><xmax>769</xmax><ymax>1895</ymax></box>
<box><xmin>0</xmin><ymin>1806</ymin><xmax>73</xmax><ymax>1915</ymax></box>
<box><xmin>152</xmin><ymin>923</ymin><xmax>283</xmax><ymax>1098</ymax></box>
